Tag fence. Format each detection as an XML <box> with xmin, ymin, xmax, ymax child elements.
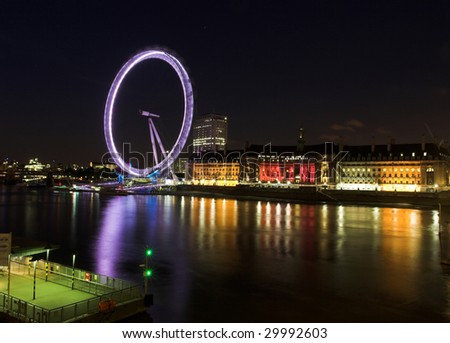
<box><xmin>0</xmin><ymin>258</ymin><xmax>143</xmax><ymax>322</ymax></box>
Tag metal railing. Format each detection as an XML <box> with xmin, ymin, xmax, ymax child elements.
<box><xmin>1</xmin><ymin>285</ymin><xmax>142</xmax><ymax>322</ymax></box>
<box><xmin>0</xmin><ymin>259</ymin><xmax>143</xmax><ymax>322</ymax></box>
<box><xmin>12</xmin><ymin>259</ymin><xmax>136</xmax><ymax>294</ymax></box>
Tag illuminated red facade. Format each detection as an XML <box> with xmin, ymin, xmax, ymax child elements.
<box><xmin>259</xmin><ymin>162</ymin><xmax>316</xmax><ymax>183</ymax></box>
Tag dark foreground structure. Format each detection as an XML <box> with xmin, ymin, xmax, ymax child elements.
<box><xmin>0</xmin><ymin>239</ymin><xmax>151</xmax><ymax>323</ymax></box>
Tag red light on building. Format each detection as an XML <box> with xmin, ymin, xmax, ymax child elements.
<box><xmin>259</xmin><ymin>162</ymin><xmax>315</xmax><ymax>183</ymax></box>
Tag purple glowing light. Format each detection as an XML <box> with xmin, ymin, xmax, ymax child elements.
<box><xmin>104</xmin><ymin>49</ymin><xmax>194</xmax><ymax>177</ymax></box>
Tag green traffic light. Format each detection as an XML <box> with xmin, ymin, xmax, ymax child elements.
<box><xmin>145</xmin><ymin>269</ymin><xmax>152</xmax><ymax>277</ymax></box>
<box><xmin>146</xmin><ymin>248</ymin><xmax>153</xmax><ymax>257</ymax></box>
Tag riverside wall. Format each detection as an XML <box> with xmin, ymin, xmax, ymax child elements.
<box><xmin>166</xmin><ymin>184</ymin><xmax>450</xmax><ymax>209</ymax></box>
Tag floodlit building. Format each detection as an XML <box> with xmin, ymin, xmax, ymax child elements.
<box><xmin>335</xmin><ymin>142</ymin><xmax>450</xmax><ymax>191</ymax></box>
<box><xmin>24</xmin><ymin>158</ymin><xmax>49</xmax><ymax>172</ymax></box>
<box><xmin>192</xmin><ymin>114</ymin><xmax>228</xmax><ymax>153</ymax></box>
<box><xmin>186</xmin><ymin>150</ymin><xmax>241</xmax><ymax>186</ymax></box>
<box><xmin>243</xmin><ymin>143</ymin><xmax>321</xmax><ymax>184</ymax></box>
<box><xmin>245</xmin><ymin>139</ymin><xmax>450</xmax><ymax>191</ymax></box>
<box><xmin>187</xmin><ymin>123</ymin><xmax>450</xmax><ymax>191</ymax></box>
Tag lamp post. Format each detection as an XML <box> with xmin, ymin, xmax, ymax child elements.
<box><xmin>7</xmin><ymin>253</ymin><xmax>11</xmax><ymax>313</ymax></box>
<box><xmin>45</xmin><ymin>248</ymin><xmax>50</xmax><ymax>282</ymax></box>
<box><xmin>71</xmin><ymin>254</ymin><xmax>76</xmax><ymax>290</ymax></box>
<box><xmin>32</xmin><ymin>260</ymin><xmax>37</xmax><ymax>300</ymax></box>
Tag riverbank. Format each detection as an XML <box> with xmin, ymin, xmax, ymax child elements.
<box><xmin>160</xmin><ymin>184</ymin><xmax>450</xmax><ymax>209</ymax></box>
<box><xmin>3</xmin><ymin>183</ymin><xmax>448</xmax><ymax>209</ymax></box>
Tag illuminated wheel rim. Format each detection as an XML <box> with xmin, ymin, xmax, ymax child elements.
<box><xmin>104</xmin><ymin>49</ymin><xmax>194</xmax><ymax>177</ymax></box>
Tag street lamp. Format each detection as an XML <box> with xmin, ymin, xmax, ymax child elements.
<box><xmin>45</xmin><ymin>248</ymin><xmax>50</xmax><ymax>282</ymax></box>
<box><xmin>71</xmin><ymin>254</ymin><xmax>76</xmax><ymax>290</ymax></box>
<box><xmin>32</xmin><ymin>260</ymin><xmax>37</xmax><ymax>300</ymax></box>
<box><xmin>7</xmin><ymin>253</ymin><xmax>11</xmax><ymax>313</ymax></box>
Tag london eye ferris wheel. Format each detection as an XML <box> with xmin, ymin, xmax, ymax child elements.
<box><xmin>104</xmin><ymin>49</ymin><xmax>194</xmax><ymax>178</ymax></box>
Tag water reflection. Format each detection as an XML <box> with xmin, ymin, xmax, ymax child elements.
<box><xmin>97</xmin><ymin>196</ymin><xmax>136</xmax><ymax>276</ymax></box>
<box><xmin>2</xmin><ymin>187</ymin><xmax>449</xmax><ymax>322</ymax></box>
<box><xmin>439</xmin><ymin>205</ymin><xmax>450</xmax><ymax>273</ymax></box>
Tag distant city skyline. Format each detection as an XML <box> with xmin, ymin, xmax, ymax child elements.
<box><xmin>1</xmin><ymin>1</ymin><xmax>449</xmax><ymax>164</ymax></box>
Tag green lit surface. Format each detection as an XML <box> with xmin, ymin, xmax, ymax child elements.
<box><xmin>0</xmin><ymin>273</ymin><xmax>103</xmax><ymax>310</ymax></box>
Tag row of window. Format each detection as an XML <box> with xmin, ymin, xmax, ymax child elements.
<box><xmin>341</xmin><ymin>179</ymin><xmax>420</xmax><ymax>185</ymax></box>
<box><xmin>345</xmin><ymin>153</ymin><xmax>431</xmax><ymax>161</ymax></box>
<box><xmin>343</xmin><ymin>173</ymin><xmax>421</xmax><ymax>178</ymax></box>
<box><xmin>194</xmin><ymin>168</ymin><xmax>239</xmax><ymax>172</ymax></box>
<box><xmin>193</xmin><ymin>171</ymin><xmax>240</xmax><ymax>177</ymax></box>
<box><xmin>343</xmin><ymin>167</ymin><xmax>421</xmax><ymax>172</ymax></box>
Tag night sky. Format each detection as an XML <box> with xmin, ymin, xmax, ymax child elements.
<box><xmin>1</xmin><ymin>1</ymin><xmax>450</xmax><ymax>165</ymax></box>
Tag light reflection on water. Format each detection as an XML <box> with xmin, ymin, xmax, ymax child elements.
<box><xmin>97</xmin><ymin>196</ymin><xmax>136</xmax><ymax>276</ymax></box>
<box><xmin>1</xmin><ymin>187</ymin><xmax>450</xmax><ymax>322</ymax></box>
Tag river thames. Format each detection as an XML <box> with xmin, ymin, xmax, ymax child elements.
<box><xmin>1</xmin><ymin>186</ymin><xmax>450</xmax><ymax>322</ymax></box>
